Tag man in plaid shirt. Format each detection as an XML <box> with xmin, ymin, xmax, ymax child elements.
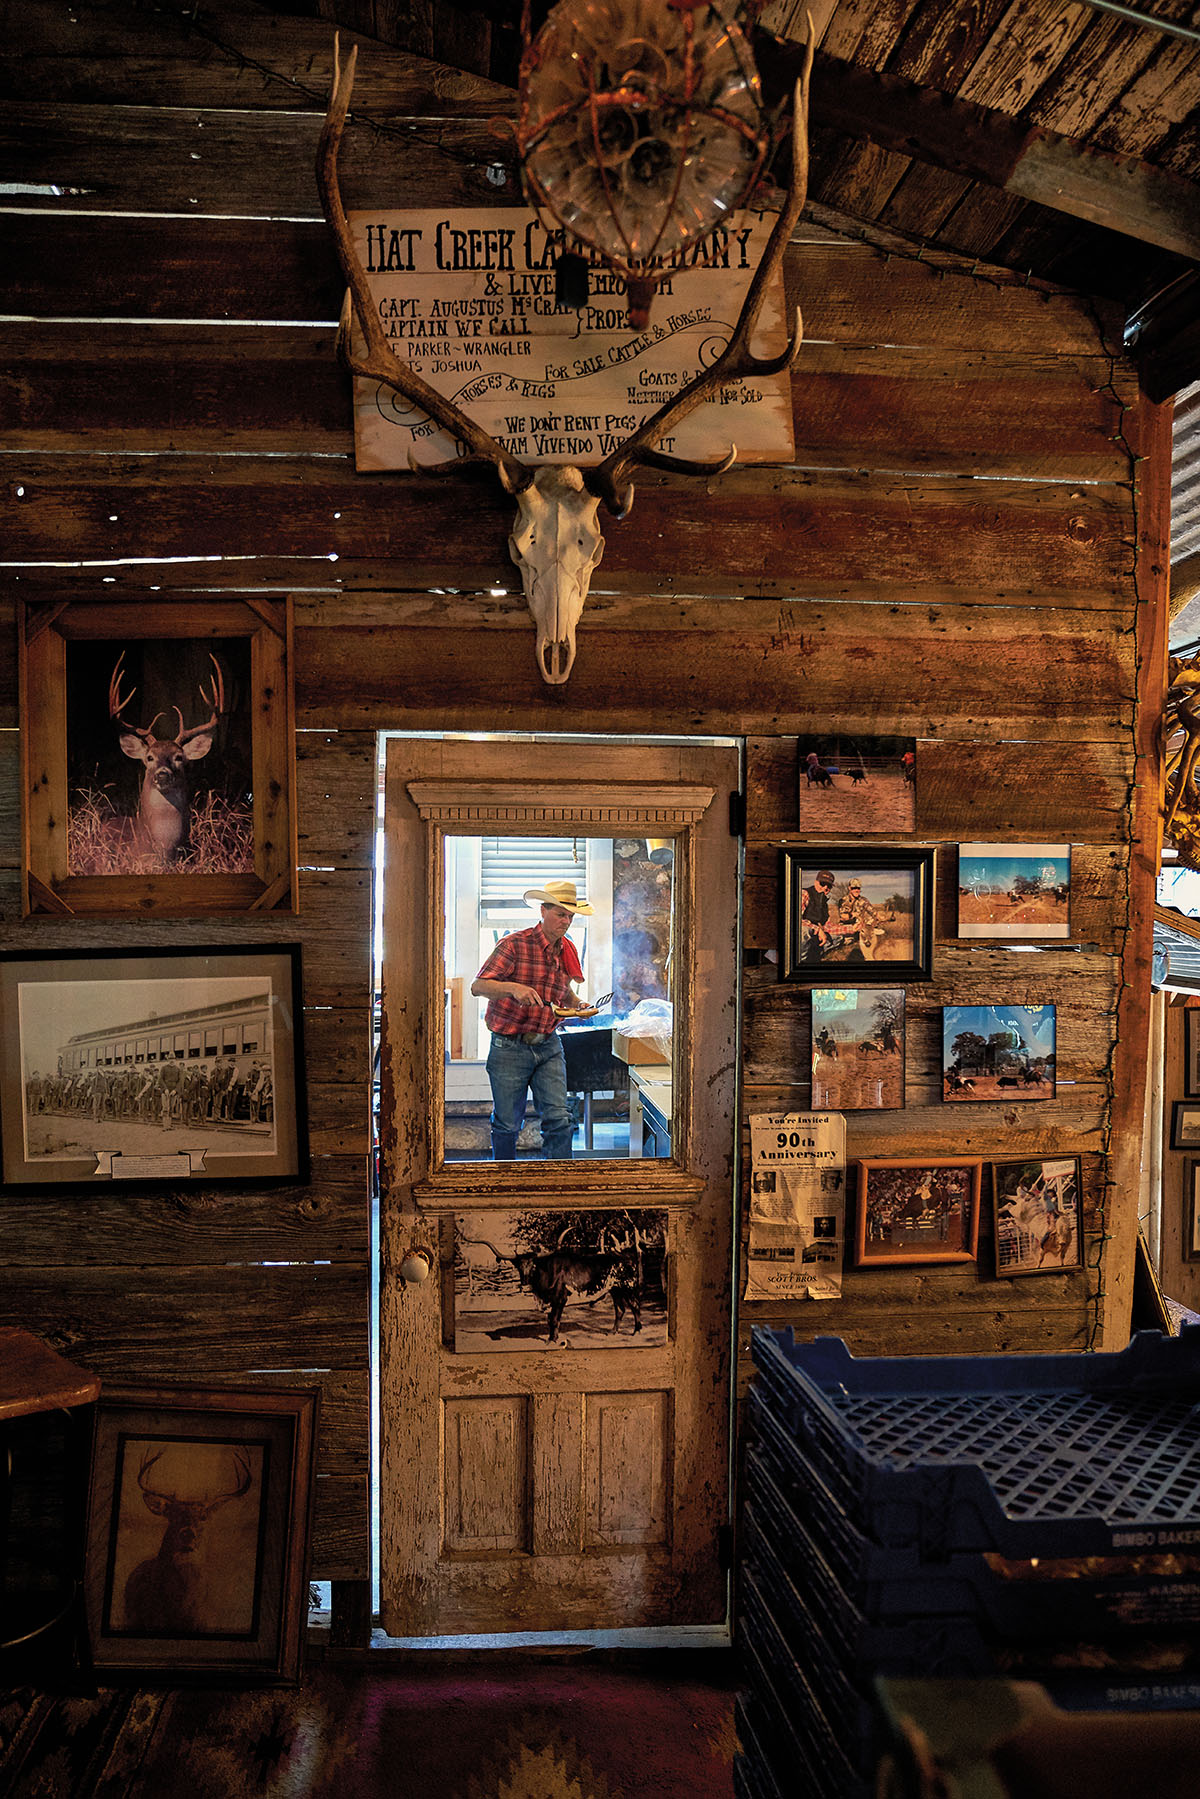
<box><xmin>471</xmin><ymin>879</ymin><xmax>593</xmax><ymax>1160</ymax></box>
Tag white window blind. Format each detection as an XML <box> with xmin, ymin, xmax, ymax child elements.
<box><xmin>479</xmin><ymin>837</ymin><xmax>587</xmax><ymax>919</ymax></box>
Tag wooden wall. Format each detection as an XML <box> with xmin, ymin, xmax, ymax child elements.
<box><xmin>0</xmin><ymin>0</ymin><xmax>1169</xmax><ymax>1596</ymax></box>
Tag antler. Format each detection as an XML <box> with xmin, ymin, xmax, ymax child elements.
<box><xmin>586</xmin><ymin>35</ymin><xmax>814</xmax><ymax>520</ymax></box>
<box><xmin>316</xmin><ymin>36</ymin><xmax>534</xmax><ymax>496</ymax></box>
<box><xmin>177</xmin><ymin>653</ymin><xmax>225</xmax><ymax>748</ymax></box>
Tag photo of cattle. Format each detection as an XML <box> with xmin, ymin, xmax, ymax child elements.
<box><xmin>454</xmin><ymin>1209</ymin><xmax>668</xmax><ymax>1352</ymax></box>
<box><xmin>797</xmin><ymin>735</ymin><xmax>915</xmax><ymax>833</ymax></box>
<box><xmin>811</xmin><ymin>988</ymin><xmax>904</xmax><ymax>1110</ymax></box>
<box><xmin>992</xmin><ymin>1157</ymin><xmax>1082</xmax><ymax>1276</ymax></box>
<box><xmin>66</xmin><ymin>636</ymin><xmax>254</xmax><ymax>877</ymax></box>
<box><xmin>0</xmin><ymin>947</ymin><xmax>305</xmax><ymax>1186</ymax></box>
<box><xmin>942</xmin><ymin>1004</ymin><xmax>1056</xmax><ymax>1102</ymax></box>
<box><xmin>854</xmin><ymin>1159</ymin><xmax>981</xmax><ymax>1265</ymax></box>
<box><xmin>957</xmin><ymin>842</ymin><xmax>1071</xmax><ymax>939</ymax></box>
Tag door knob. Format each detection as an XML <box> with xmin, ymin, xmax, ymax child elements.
<box><xmin>400</xmin><ymin>1245</ymin><xmax>433</xmax><ymax>1285</ymax></box>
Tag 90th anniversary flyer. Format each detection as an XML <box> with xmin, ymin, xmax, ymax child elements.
<box><xmin>347</xmin><ymin>207</ymin><xmax>794</xmax><ymax>471</ymax></box>
<box><xmin>745</xmin><ymin>1112</ymin><xmax>846</xmax><ymax>1302</ymax></box>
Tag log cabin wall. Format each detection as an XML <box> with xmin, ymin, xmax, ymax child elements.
<box><xmin>0</xmin><ymin>1</ymin><xmax>1169</xmax><ymax>1597</ymax></box>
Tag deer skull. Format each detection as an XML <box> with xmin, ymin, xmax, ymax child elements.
<box><xmin>508</xmin><ymin>466</ymin><xmax>605</xmax><ymax>685</ymax></box>
<box><xmin>316</xmin><ymin>33</ymin><xmax>812</xmax><ymax>688</ymax></box>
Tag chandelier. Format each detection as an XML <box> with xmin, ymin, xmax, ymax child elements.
<box><xmin>516</xmin><ymin>0</ymin><xmax>776</xmax><ymax>328</ymax></box>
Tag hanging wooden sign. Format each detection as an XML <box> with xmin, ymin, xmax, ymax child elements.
<box><xmin>347</xmin><ymin>207</ymin><xmax>796</xmax><ymax>470</ymax></box>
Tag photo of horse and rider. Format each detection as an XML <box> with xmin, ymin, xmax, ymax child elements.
<box><xmin>810</xmin><ymin>987</ymin><xmax>905</xmax><ymax>1111</ymax></box>
<box><xmin>797</xmin><ymin>734</ymin><xmax>915</xmax><ymax>833</ymax></box>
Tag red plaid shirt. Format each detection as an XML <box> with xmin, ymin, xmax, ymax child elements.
<box><xmin>477</xmin><ymin>923</ymin><xmax>580</xmax><ymax>1037</ymax></box>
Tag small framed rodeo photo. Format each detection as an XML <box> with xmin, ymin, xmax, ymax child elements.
<box><xmin>19</xmin><ymin>597</ymin><xmax>297</xmax><ymax>916</ymax></box>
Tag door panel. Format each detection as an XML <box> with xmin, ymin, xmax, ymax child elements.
<box><xmin>379</xmin><ymin>737</ymin><xmax>739</xmax><ymax>1636</ymax></box>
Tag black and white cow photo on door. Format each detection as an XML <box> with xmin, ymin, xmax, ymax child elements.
<box><xmin>454</xmin><ymin>1209</ymin><xmax>668</xmax><ymax>1352</ymax></box>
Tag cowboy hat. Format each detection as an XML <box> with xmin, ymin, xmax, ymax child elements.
<box><xmin>524</xmin><ymin>879</ymin><xmax>594</xmax><ymax>916</ymax></box>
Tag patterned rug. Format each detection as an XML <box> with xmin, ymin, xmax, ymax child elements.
<box><xmin>0</xmin><ymin>1653</ymin><xmax>737</xmax><ymax>1798</ymax></box>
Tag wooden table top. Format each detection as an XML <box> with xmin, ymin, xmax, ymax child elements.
<box><xmin>0</xmin><ymin>1328</ymin><xmax>100</xmax><ymax>1420</ymax></box>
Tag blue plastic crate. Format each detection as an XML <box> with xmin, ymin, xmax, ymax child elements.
<box><xmin>741</xmin><ymin>1564</ymin><xmax>882</xmax><ymax>1784</ymax></box>
<box><xmin>745</xmin><ymin>1414</ymin><xmax>1200</xmax><ymax>1644</ymax></box>
<box><xmin>734</xmin><ymin>1698</ymin><xmax>790</xmax><ymax>1799</ymax></box>
<box><xmin>751</xmin><ymin>1328</ymin><xmax>1200</xmax><ymax>1559</ymax></box>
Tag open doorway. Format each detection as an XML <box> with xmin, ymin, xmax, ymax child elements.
<box><xmin>371</xmin><ymin>732</ymin><xmax>743</xmax><ymax>1643</ymax></box>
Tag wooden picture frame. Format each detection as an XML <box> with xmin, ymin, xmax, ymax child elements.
<box><xmin>84</xmin><ymin>1383</ymin><xmax>317</xmax><ymax>1683</ymax></box>
<box><xmin>779</xmin><ymin>847</ymin><xmax>935</xmax><ymax>984</ymax></box>
<box><xmin>992</xmin><ymin>1156</ymin><xmax>1083</xmax><ymax>1277</ymax></box>
<box><xmin>1183</xmin><ymin>1160</ymin><xmax>1200</xmax><ymax>1263</ymax></box>
<box><xmin>1171</xmin><ymin>1101</ymin><xmax>1200</xmax><ymax>1152</ymax></box>
<box><xmin>0</xmin><ymin>945</ymin><xmax>308</xmax><ymax>1189</ymax></box>
<box><xmin>20</xmin><ymin>597</ymin><xmax>297</xmax><ymax>915</ymax></box>
<box><xmin>1185</xmin><ymin>1010</ymin><xmax>1200</xmax><ymax>1098</ymax></box>
<box><xmin>854</xmin><ymin>1158</ymin><xmax>981</xmax><ymax>1266</ymax></box>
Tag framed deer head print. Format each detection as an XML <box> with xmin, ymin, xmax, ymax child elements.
<box><xmin>19</xmin><ymin>597</ymin><xmax>297</xmax><ymax>915</ymax></box>
<box><xmin>84</xmin><ymin>1382</ymin><xmax>317</xmax><ymax>1682</ymax></box>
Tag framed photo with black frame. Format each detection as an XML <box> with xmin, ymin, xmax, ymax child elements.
<box><xmin>1184</xmin><ymin>1159</ymin><xmax>1200</xmax><ymax>1263</ymax></box>
<box><xmin>0</xmin><ymin>945</ymin><xmax>308</xmax><ymax>1189</ymax></box>
<box><xmin>1185</xmin><ymin>1009</ymin><xmax>1200</xmax><ymax>1098</ymax></box>
<box><xmin>84</xmin><ymin>1383</ymin><xmax>317</xmax><ymax>1683</ymax></box>
<box><xmin>19</xmin><ymin>597</ymin><xmax>297</xmax><ymax>916</ymax></box>
<box><xmin>779</xmin><ymin>847</ymin><xmax>935</xmax><ymax>983</ymax></box>
<box><xmin>1171</xmin><ymin>1101</ymin><xmax>1200</xmax><ymax>1152</ymax></box>
<box><xmin>991</xmin><ymin>1156</ymin><xmax>1083</xmax><ymax>1276</ymax></box>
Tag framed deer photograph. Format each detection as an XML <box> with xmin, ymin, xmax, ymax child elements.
<box><xmin>84</xmin><ymin>1383</ymin><xmax>317</xmax><ymax>1682</ymax></box>
<box><xmin>0</xmin><ymin>945</ymin><xmax>308</xmax><ymax>1189</ymax></box>
<box><xmin>779</xmin><ymin>847</ymin><xmax>935</xmax><ymax>984</ymax></box>
<box><xmin>19</xmin><ymin>597</ymin><xmax>297</xmax><ymax>915</ymax></box>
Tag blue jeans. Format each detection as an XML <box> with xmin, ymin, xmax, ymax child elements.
<box><xmin>485</xmin><ymin>1032</ymin><xmax>574</xmax><ymax>1159</ymax></box>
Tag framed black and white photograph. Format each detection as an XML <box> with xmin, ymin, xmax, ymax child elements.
<box><xmin>1185</xmin><ymin>1010</ymin><xmax>1200</xmax><ymax>1098</ymax></box>
<box><xmin>20</xmin><ymin>598</ymin><xmax>297</xmax><ymax>916</ymax></box>
<box><xmin>454</xmin><ymin>1209</ymin><xmax>668</xmax><ymax>1352</ymax></box>
<box><xmin>1171</xmin><ymin>1101</ymin><xmax>1200</xmax><ymax>1151</ymax></box>
<box><xmin>956</xmin><ymin>842</ymin><xmax>1072</xmax><ymax>940</ymax></box>
<box><xmin>942</xmin><ymin>1004</ymin><xmax>1056</xmax><ymax>1101</ymax></box>
<box><xmin>992</xmin><ymin>1156</ymin><xmax>1083</xmax><ymax>1276</ymax></box>
<box><xmin>1184</xmin><ymin>1160</ymin><xmax>1200</xmax><ymax>1262</ymax></box>
<box><xmin>85</xmin><ymin>1383</ymin><xmax>317</xmax><ymax>1682</ymax></box>
<box><xmin>779</xmin><ymin>847</ymin><xmax>935</xmax><ymax>984</ymax></box>
<box><xmin>0</xmin><ymin>946</ymin><xmax>307</xmax><ymax>1188</ymax></box>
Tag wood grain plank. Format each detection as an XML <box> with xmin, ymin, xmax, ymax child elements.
<box><xmin>0</xmin><ymin>324</ymin><xmax>1135</xmax><ymax>479</ymax></box>
<box><xmin>289</xmin><ymin>601</ymin><xmax>1136</xmax><ymax>738</ymax></box>
<box><xmin>0</xmin><ymin>1170</ymin><xmax>368</xmax><ymax>1267</ymax></box>
<box><xmin>2</xmin><ymin>459</ymin><xmax>1137</xmax><ymax>601</ymax></box>
<box><xmin>0</xmin><ymin>0</ymin><xmax>515</xmax><ymax>112</ymax></box>
<box><xmin>745</xmin><ymin>737</ymin><xmax>1135</xmax><ymax>841</ymax></box>
<box><xmin>312</xmin><ymin>1473</ymin><xmax>369</xmax><ymax>1579</ymax></box>
<box><xmin>2</xmin><ymin>1266</ymin><xmax>369</xmax><ymax>1375</ymax></box>
<box><xmin>0</xmin><ymin>102</ymin><xmax>520</xmax><ymax>215</ymax></box>
<box><xmin>3</xmin><ymin>215</ymin><xmax>1116</xmax><ymax>357</ymax></box>
<box><xmin>296</xmin><ymin>731</ymin><xmax>377</xmax><ymax>869</ymax></box>
<box><xmin>0</xmin><ymin>868</ymin><xmax>371</xmax><ymax>1005</ymax></box>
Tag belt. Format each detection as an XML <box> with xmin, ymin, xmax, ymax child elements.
<box><xmin>503</xmin><ymin>1030</ymin><xmax>554</xmax><ymax>1046</ymax></box>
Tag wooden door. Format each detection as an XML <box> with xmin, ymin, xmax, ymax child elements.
<box><xmin>378</xmin><ymin>738</ymin><xmax>739</xmax><ymax>1635</ymax></box>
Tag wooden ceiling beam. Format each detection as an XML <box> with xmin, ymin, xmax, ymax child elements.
<box><xmin>759</xmin><ymin>35</ymin><xmax>1200</xmax><ymax>264</ymax></box>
